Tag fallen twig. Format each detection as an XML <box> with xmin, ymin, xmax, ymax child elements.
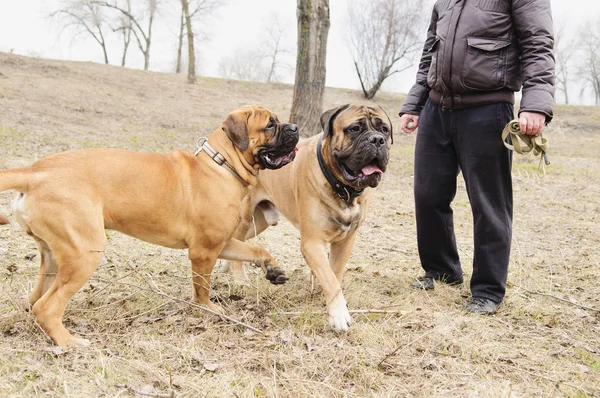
<box><xmin>95</xmin><ymin>278</ymin><xmax>262</xmax><ymax>333</ymax></box>
<box><xmin>275</xmin><ymin>309</ymin><xmax>407</xmax><ymax>315</ymax></box>
<box><xmin>510</xmin><ymin>282</ymin><xmax>600</xmax><ymax>313</ymax></box>
<box><xmin>115</xmin><ymin>384</ymin><xmax>173</xmax><ymax>398</ymax></box>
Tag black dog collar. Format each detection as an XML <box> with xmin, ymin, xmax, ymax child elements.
<box><xmin>316</xmin><ymin>135</ymin><xmax>364</xmax><ymax>203</ymax></box>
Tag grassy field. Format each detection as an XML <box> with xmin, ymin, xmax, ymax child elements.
<box><xmin>0</xmin><ymin>52</ymin><xmax>599</xmax><ymax>397</ymax></box>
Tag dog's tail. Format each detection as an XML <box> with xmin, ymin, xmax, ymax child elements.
<box><xmin>0</xmin><ymin>168</ymin><xmax>34</xmax><ymax>225</ymax></box>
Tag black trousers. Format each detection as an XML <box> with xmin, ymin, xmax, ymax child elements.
<box><xmin>414</xmin><ymin>99</ymin><xmax>514</xmax><ymax>303</ymax></box>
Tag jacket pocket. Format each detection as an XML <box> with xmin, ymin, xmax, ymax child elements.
<box><xmin>426</xmin><ymin>36</ymin><xmax>441</xmax><ymax>89</ymax></box>
<box><xmin>462</xmin><ymin>37</ymin><xmax>510</xmax><ymax>91</ymax></box>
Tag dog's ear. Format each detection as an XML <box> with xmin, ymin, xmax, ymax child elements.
<box><xmin>320</xmin><ymin>104</ymin><xmax>350</xmax><ymax>138</ymax></box>
<box><xmin>222</xmin><ymin>109</ymin><xmax>250</xmax><ymax>151</ymax></box>
<box><xmin>376</xmin><ymin>105</ymin><xmax>394</xmax><ymax>145</ymax></box>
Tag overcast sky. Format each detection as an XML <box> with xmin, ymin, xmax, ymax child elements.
<box><xmin>1</xmin><ymin>0</ymin><xmax>599</xmax><ymax>105</ymax></box>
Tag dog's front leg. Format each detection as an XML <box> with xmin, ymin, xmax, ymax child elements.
<box><xmin>224</xmin><ymin>195</ymin><xmax>273</xmax><ymax>285</ymax></box>
<box><xmin>188</xmin><ymin>248</ymin><xmax>222</xmax><ymax>313</ymax></box>
<box><xmin>329</xmin><ymin>231</ymin><xmax>358</xmax><ymax>283</ymax></box>
<box><xmin>300</xmin><ymin>239</ymin><xmax>352</xmax><ymax>332</ymax></box>
<box><xmin>219</xmin><ymin>238</ymin><xmax>288</xmax><ymax>285</ymax></box>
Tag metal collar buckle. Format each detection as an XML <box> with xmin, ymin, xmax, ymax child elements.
<box><xmin>194</xmin><ymin>137</ymin><xmax>208</xmax><ymax>156</ymax></box>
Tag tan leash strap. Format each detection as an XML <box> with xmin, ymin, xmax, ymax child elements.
<box><xmin>502</xmin><ymin>119</ymin><xmax>550</xmax><ymax>174</ymax></box>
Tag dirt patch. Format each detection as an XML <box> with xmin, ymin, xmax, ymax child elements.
<box><xmin>0</xmin><ymin>52</ymin><xmax>599</xmax><ymax>397</ymax></box>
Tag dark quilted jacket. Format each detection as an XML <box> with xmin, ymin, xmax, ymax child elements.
<box><xmin>399</xmin><ymin>0</ymin><xmax>555</xmax><ymax>121</ymax></box>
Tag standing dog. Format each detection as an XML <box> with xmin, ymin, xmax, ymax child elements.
<box><xmin>223</xmin><ymin>105</ymin><xmax>392</xmax><ymax>331</ymax></box>
<box><xmin>0</xmin><ymin>105</ymin><xmax>299</xmax><ymax>346</ymax></box>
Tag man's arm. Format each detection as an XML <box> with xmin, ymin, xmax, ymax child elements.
<box><xmin>398</xmin><ymin>5</ymin><xmax>439</xmax><ymax>120</ymax></box>
<box><xmin>513</xmin><ymin>0</ymin><xmax>555</xmax><ymax>134</ymax></box>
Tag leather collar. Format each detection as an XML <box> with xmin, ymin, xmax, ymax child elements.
<box><xmin>194</xmin><ymin>138</ymin><xmax>248</xmax><ymax>186</ymax></box>
<box><xmin>316</xmin><ymin>135</ymin><xmax>364</xmax><ymax>203</ymax></box>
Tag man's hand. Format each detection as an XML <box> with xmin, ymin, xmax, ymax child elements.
<box><xmin>400</xmin><ymin>114</ymin><xmax>419</xmax><ymax>134</ymax></box>
<box><xmin>519</xmin><ymin>112</ymin><xmax>546</xmax><ymax>136</ymax></box>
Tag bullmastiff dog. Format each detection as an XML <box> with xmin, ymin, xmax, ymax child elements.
<box><xmin>223</xmin><ymin>104</ymin><xmax>392</xmax><ymax>332</ymax></box>
<box><xmin>0</xmin><ymin>105</ymin><xmax>299</xmax><ymax>346</ymax></box>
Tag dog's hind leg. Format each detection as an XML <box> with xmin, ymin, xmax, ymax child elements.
<box><xmin>29</xmin><ymin>237</ymin><xmax>59</xmax><ymax>307</ymax></box>
<box><xmin>31</xmin><ymin>243</ymin><xmax>105</xmax><ymax>347</ymax></box>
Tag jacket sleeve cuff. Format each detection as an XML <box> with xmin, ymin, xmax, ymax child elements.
<box><xmin>519</xmin><ymin>88</ymin><xmax>555</xmax><ymax>123</ymax></box>
<box><xmin>399</xmin><ymin>83</ymin><xmax>430</xmax><ymax>116</ymax></box>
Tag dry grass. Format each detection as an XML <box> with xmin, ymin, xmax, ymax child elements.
<box><xmin>0</xmin><ymin>52</ymin><xmax>599</xmax><ymax>397</ymax></box>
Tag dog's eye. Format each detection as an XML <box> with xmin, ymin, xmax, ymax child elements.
<box><xmin>267</xmin><ymin>119</ymin><xmax>276</xmax><ymax>129</ymax></box>
<box><xmin>349</xmin><ymin>125</ymin><xmax>361</xmax><ymax>133</ymax></box>
<box><xmin>380</xmin><ymin>125</ymin><xmax>389</xmax><ymax>134</ymax></box>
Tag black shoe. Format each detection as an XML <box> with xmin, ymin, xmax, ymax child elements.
<box><xmin>465</xmin><ymin>297</ymin><xmax>500</xmax><ymax>314</ymax></box>
<box><xmin>410</xmin><ymin>276</ymin><xmax>434</xmax><ymax>290</ymax></box>
<box><xmin>410</xmin><ymin>274</ymin><xmax>463</xmax><ymax>290</ymax></box>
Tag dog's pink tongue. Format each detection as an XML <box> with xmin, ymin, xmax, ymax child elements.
<box><xmin>362</xmin><ymin>164</ymin><xmax>383</xmax><ymax>176</ymax></box>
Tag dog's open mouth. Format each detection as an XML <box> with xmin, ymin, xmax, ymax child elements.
<box><xmin>341</xmin><ymin>159</ymin><xmax>384</xmax><ymax>178</ymax></box>
<box><xmin>259</xmin><ymin>147</ymin><xmax>298</xmax><ymax>169</ymax></box>
<box><xmin>339</xmin><ymin>157</ymin><xmax>385</xmax><ymax>188</ymax></box>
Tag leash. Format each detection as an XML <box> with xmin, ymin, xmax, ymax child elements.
<box><xmin>316</xmin><ymin>135</ymin><xmax>364</xmax><ymax>203</ymax></box>
<box><xmin>502</xmin><ymin>119</ymin><xmax>550</xmax><ymax>175</ymax></box>
<box><xmin>194</xmin><ymin>137</ymin><xmax>248</xmax><ymax>186</ymax></box>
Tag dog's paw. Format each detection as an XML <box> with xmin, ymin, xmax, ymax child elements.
<box><xmin>64</xmin><ymin>336</ymin><xmax>91</xmax><ymax>348</ymax></box>
<box><xmin>328</xmin><ymin>299</ymin><xmax>352</xmax><ymax>332</ymax></box>
<box><xmin>206</xmin><ymin>301</ymin><xmax>224</xmax><ymax>315</ymax></box>
<box><xmin>265</xmin><ymin>265</ymin><xmax>289</xmax><ymax>285</ymax></box>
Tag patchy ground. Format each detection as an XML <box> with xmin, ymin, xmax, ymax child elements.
<box><xmin>0</xmin><ymin>52</ymin><xmax>599</xmax><ymax>397</ymax></box>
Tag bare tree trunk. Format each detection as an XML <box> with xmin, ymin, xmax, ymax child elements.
<box><xmin>181</xmin><ymin>0</ymin><xmax>196</xmax><ymax>83</ymax></box>
<box><xmin>121</xmin><ymin>28</ymin><xmax>131</xmax><ymax>66</ymax></box>
<box><xmin>176</xmin><ymin>5</ymin><xmax>184</xmax><ymax>74</ymax></box>
<box><xmin>290</xmin><ymin>0</ymin><xmax>330</xmax><ymax>137</ymax></box>
<box><xmin>143</xmin><ymin>14</ymin><xmax>153</xmax><ymax>70</ymax></box>
<box><xmin>99</xmin><ymin>31</ymin><xmax>109</xmax><ymax>64</ymax></box>
<box><xmin>121</xmin><ymin>0</ymin><xmax>132</xmax><ymax>67</ymax></box>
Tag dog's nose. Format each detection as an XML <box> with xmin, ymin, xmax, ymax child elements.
<box><xmin>369</xmin><ymin>134</ymin><xmax>385</xmax><ymax>147</ymax></box>
<box><xmin>285</xmin><ymin>124</ymin><xmax>299</xmax><ymax>135</ymax></box>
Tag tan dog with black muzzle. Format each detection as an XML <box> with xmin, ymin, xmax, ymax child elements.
<box><xmin>0</xmin><ymin>105</ymin><xmax>299</xmax><ymax>346</ymax></box>
<box><xmin>222</xmin><ymin>104</ymin><xmax>393</xmax><ymax>332</ymax></box>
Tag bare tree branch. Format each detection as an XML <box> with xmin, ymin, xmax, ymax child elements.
<box><xmin>218</xmin><ymin>14</ymin><xmax>294</xmax><ymax>84</ymax></box>
<box><xmin>347</xmin><ymin>0</ymin><xmax>427</xmax><ymax>99</ymax></box>
<box><xmin>50</xmin><ymin>0</ymin><xmax>111</xmax><ymax>64</ymax></box>
<box><xmin>93</xmin><ymin>0</ymin><xmax>157</xmax><ymax>70</ymax></box>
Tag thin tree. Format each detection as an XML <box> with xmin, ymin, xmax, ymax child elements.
<box><xmin>348</xmin><ymin>0</ymin><xmax>425</xmax><ymax>99</ymax></box>
<box><xmin>262</xmin><ymin>17</ymin><xmax>293</xmax><ymax>83</ymax></box>
<box><xmin>219</xmin><ymin>16</ymin><xmax>293</xmax><ymax>83</ymax></box>
<box><xmin>51</xmin><ymin>0</ymin><xmax>111</xmax><ymax>64</ymax></box>
<box><xmin>176</xmin><ymin>3</ymin><xmax>185</xmax><ymax>74</ymax></box>
<box><xmin>290</xmin><ymin>0</ymin><xmax>330</xmax><ymax>137</ymax></box>
<box><xmin>219</xmin><ymin>47</ymin><xmax>268</xmax><ymax>82</ymax></box>
<box><xmin>554</xmin><ymin>20</ymin><xmax>578</xmax><ymax>104</ymax></box>
<box><xmin>180</xmin><ymin>0</ymin><xmax>196</xmax><ymax>83</ymax></box>
<box><xmin>115</xmin><ymin>0</ymin><xmax>133</xmax><ymax>67</ymax></box>
<box><xmin>175</xmin><ymin>0</ymin><xmax>224</xmax><ymax>82</ymax></box>
<box><xmin>576</xmin><ymin>22</ymin><xmax>600</xmax><ymax>105</ymax></box>
<box><xmin>95</xmin><ymin>0</ymin><xmax>158</xmax><ymax>70</ymax></box>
